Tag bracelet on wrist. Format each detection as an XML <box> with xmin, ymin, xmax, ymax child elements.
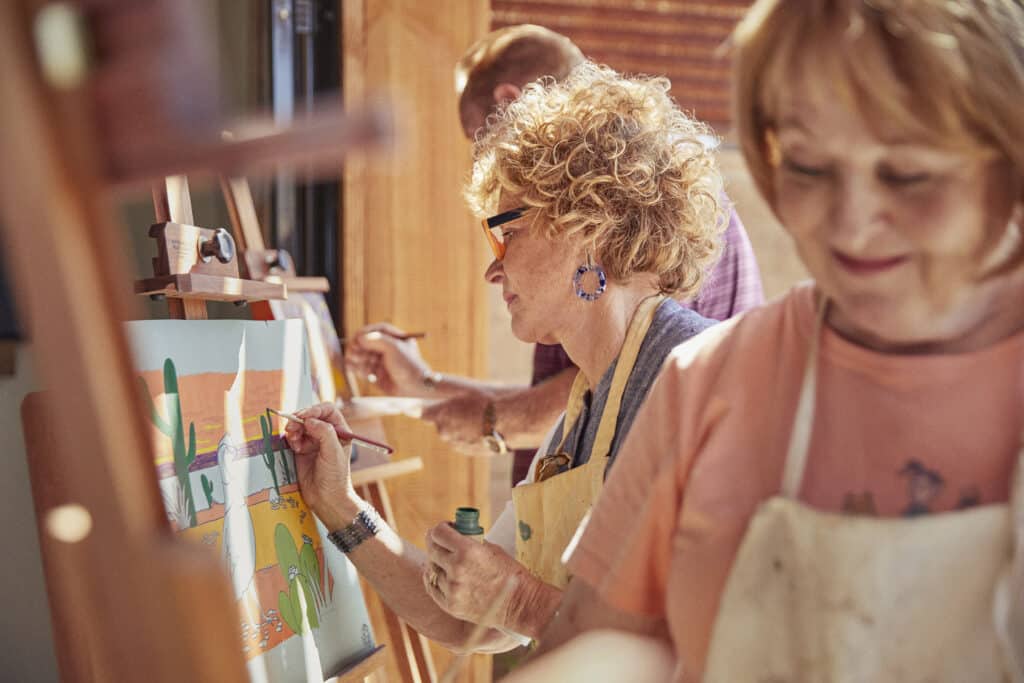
<box><xmin>326</xmin><ymin>505</ymin><xmax>382</xmax><ymax>554</ymax></box>
<box><xmin>482</xmin><ymin>400</ymin><xmax>509</xmax><ymax>454</ymax></box>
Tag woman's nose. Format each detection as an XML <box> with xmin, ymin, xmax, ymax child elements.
<box><xmin>831</xmin><ymin>175</ymin><xmax>888</xmax><ymax>250</ymax></box>
<box><xmin>484</xmin><ymin>259</ymin><xmax>504</xmax><ymax>284</ymax></box>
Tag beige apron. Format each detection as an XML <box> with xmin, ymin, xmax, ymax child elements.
<box><xmin>513</xmin><ymin>295</ymin><xmax>665</xmax><ymax>589</ymax></box>
<box><xmin>703</xmin><ymin>300</ymin><xmax>1024</xmax><ymax>682</ymax></box>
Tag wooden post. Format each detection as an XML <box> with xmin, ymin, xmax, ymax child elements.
<box><xmin>342</xmin><ymin>2</ymin><xmax>491</xmax><ymax>680</ymax></box>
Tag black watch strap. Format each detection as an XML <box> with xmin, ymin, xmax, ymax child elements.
<box><xmin>327</xmin><ymin>507</ymin><xmax>381</xmax><ymax>554</ymax></box>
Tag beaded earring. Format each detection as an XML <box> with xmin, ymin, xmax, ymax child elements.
<box><xmin>573</xmin><ymin>253</ymin><xmax>607</xmax><ymax>301</ymax></box>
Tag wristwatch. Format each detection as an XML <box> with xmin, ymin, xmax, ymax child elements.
<box><xmin>327</xmin><ymin>506</ymin><xmax>382</xmax><ymax>554</ymax></box>
<box><xmin>482</xmin><ymin>400</ymin><xmax>509</xmax><ymax>454</ymax></box>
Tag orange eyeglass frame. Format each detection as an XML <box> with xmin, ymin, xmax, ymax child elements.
<box><xmin>480</xmin><ymin>206</ymin><xmax>528</xmax><ymax>261</ymax></box>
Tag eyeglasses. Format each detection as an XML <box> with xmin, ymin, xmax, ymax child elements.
<box><xmin>480</xmin><ymin>206</ymin><xmax>529</xmax><ymax>261</ymax></box>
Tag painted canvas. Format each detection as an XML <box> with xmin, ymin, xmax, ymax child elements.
<box><xmin>268</xmin><ymin>292</ymin><xmax>347</xmax><ymax>404</ymax></box>
<box><xmin>128</xmin><ymin>319</ymin><xmax>375</xmax><ymax>683</ymax></box>
<box><xmin>266</xmin><ymin>293</ymin><xmax>389</xmax><ymax>470</ymax></box>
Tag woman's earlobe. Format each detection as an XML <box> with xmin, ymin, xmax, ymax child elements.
<box><xmin>492</xmin><ymin>83</ymin><xmax>522</xmax><ymax>106</ymax></box>
<box><xmin>979</xmin><ymin>204</ymin><xmax>1024</xmax><ymax>277</ymax></box>
<box><xmin>573</xmin><ymin>252</ymin><xmax>607</xmax><ymax>302</ymax></box>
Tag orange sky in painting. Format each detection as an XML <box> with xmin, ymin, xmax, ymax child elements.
<box><xmin>138</xmin><ymin>369</ymin><xmax>291</xmax><ymax>463</ymax></box>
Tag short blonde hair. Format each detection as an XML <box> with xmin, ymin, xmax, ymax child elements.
<box><xmin>456</xmin><ymin>25</ymin><xmax>585</xmax><ymax>139</ymax></box>
<box><xmin>733</xmin><ymin>0</ymin><xmax>1024</xmax><ymax>208</ymax></box>
<box><xmin>465</xmin><ymin>62</ymin><xmax>725</xmax><ymax>298</ymax></box>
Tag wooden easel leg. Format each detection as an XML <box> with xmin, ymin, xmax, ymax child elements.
<box><xmin>409</xmin><ymin>628</ymin><xmax>438</xmax><ymax>683</ymax></box>
<box><xmin>357</xmin><ymin>479</ymin><xmax>438</xmax><ymax>683</ymax></box>
<box><xmin>23</xmin><ymin>393</ymin><xmax>107</xmax><ymax>683</ymax></box>
<box><xmin>152</xmin><ymin>175</ymin><xmax>195</xmax><ymax>225</ymax></box>
<box><xmin>167</xmin><ymin>298</ymin><xmax>209</xmax><ymax>320</ymax></box>
<box><xmin>151</xmin><ymin>177</ymin><xmax>210</xmax><ymax>320</ymax></box>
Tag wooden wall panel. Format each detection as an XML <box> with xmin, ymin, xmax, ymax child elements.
<box><xmin>492</xmin><ymin>0</ymin><xmax>752</xmax><ymax>132</ymax></box>
<box><xmin>343</xmin><ymin>1</ymin><xmax>492</xmax><ymax>681</ymax></box>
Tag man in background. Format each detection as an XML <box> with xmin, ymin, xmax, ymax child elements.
<box><xmin>346</xmin><ymin>25</ymin><xmax>764</xmax><ymax>484</ymax></box>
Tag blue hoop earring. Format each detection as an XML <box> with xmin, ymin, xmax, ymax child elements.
<box><xmin>573</xmin><ymin>255</ymin><xmax>607</xmax><ymax>302</ymax></box>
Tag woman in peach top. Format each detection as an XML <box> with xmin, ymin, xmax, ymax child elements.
<box><xmin>531</xmin><ymin>1</ymin><xmax>1024</xmax><ymax>681</ymax></box>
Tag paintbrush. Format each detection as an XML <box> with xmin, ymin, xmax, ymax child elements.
<box><xmin>438</xmin><ymin>578</ymin><xmax>517</xmax><ymax>683</ymax></box>
<box><xmin>339</xmin><ymin>330</ymin><xmax>427</xmax><ymax>345</ymax></box>
<box><xmin>268</xmin><ymin>408</ymin><xmax>394</xmax><ymax>456</ymax></box>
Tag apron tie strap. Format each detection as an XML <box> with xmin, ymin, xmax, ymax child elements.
<box><xmin>781</xmin><ymin>294</ymin><xmax>828</xmax><ymax>499</ymax></box>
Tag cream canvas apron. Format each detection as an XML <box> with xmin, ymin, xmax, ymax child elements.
<box><xmin>513</xmin><ymin>295</ymin><xmax>665</xmax><ymax>589</ymax></box>
<box><xmin>703</xmin><ymin>300</ymin><xmax>1024</xmax><ymax>682</ymax></box>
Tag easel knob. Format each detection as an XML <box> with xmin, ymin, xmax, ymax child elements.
<box><xmin>135</xmin><ymin>222</ymin><xmax>285</xmax><ymax>307</ymax></box>
<box><xmin>266</xmin><ymin>249</ymin><xmax>293</xmax><ymax>273</ymax></box>
<box><xmin>199</xmin><ymin>228</ymin><xmax>236</xmax><ymax>264</ymax></box>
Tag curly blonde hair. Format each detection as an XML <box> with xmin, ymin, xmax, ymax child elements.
<box><xmin>465</xmin><ymin>62</ymin><xmax>726</xmax><ymax>298</ymax></box>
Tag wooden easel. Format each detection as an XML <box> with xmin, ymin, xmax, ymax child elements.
<box><xmin>220</xmin><ymin>175</ymin><xmax>333</xmax><ymax>300</ymax></box>
<box><xmin>141</xmin><ymin>174</ymin><xmax>391</xmax><ymax>682</ymax></box>
<box><xmin>6</xmin><ymin>4</ymin><xmax>248</xmax><ymax>683</ymax></box>
<box><xmin>139</xmin><ymin>175</ymin><xmax>287</xmax><ymax>319</ymax></box>
<box><xmin>0</xmin><ymin>1</ymin><xmax>390</xmax><ymax>681</ymax></box>
<box><xmin>222</xmin><ymin>174</ymin><xmax>439</xmax><ymax>683</ymax></box>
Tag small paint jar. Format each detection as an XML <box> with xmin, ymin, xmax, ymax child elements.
<box><xmin>453</xmin><ymin>506</ymin><xmax>484</xmax><ymax>541</ymax></box>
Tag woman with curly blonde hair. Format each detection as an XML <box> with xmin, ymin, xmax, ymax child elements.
<box><xmin>282</xmin><ymin>62</ymin><xmax>726</xmax><ymax>653</ymax></box>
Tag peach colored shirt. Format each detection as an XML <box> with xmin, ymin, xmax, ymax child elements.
<box><xmin>567</xmin><ymin>283</ymin><xmax>1024</xmax><ymax>681</ymax></box>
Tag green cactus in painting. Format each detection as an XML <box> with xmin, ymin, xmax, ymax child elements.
<box><xmin>260</xmin><ymin>413</ymin><xmax>282</xmax><ymax>498</ymax></box>
<box><xmin>299</xmin><ymin>538</ymin><xmax>324</xmax><ymax>608</ymax></box>
<box><xmin>278</xmin><ymin>443</ymin><xmax>293</xmax><ymax>485</ymax></box>
<box><xmin>275</xmin><ymin>523</ymin><xmax>324</xmax><ymax>634</ymax></box>
<box><xmin>140</xmin><ymin>358</ymin><xmax>197</xmax><ymax>528</ymax></box>
<box><xmin>262</xmin><ymin>410</ymin><xmax>293</xmax><ymax>484</ymax></box>
<box><xmin>201</xmin><ymin>473</ymin><xmax>215</xmax><ymax>508</ymax></box>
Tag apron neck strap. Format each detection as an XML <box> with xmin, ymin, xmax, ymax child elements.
<box><xmin>555</xmin><ymin>294</ymin><xmax>666</xmax><ymax>459</ymax></box>
<box><xmin>781</xmin><ymin>294</ymin><xmax>828</xmax><ymax>499</ymax></box>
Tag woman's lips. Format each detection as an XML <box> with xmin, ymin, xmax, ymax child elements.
<box><xmin>832</xmin><ymin>250</ymin><xmax>909</xmax><ymax>275</ymax></box>
<box><xmin>503</xmin><ymin>293</ymin><xmax>518</xmax><ymax>306</ymax></box>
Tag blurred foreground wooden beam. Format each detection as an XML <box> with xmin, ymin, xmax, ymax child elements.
<box><xmin>0</xmin><ymin>1</ymin><xmax>390</xmax><ymax>680</ymax></box>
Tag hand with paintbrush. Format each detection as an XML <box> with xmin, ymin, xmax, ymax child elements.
<box><xmin>344</xmin><ymin>322</ymin><xmax>527</xmax><ymax>456</ymax></box>
<box><xmin>280</xmin><ymin>403</ymin><xmax>363</xmax><ymax>532</ymax></box>
<box><xmin>344</xmin><ymin>323</ymin><xmax>434</xmax><ymax>396</ymax></box>
<box><xmin>282</xmin><ymin>401</ymin><xmax>530</xmax><ymax>654</ymax></box>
